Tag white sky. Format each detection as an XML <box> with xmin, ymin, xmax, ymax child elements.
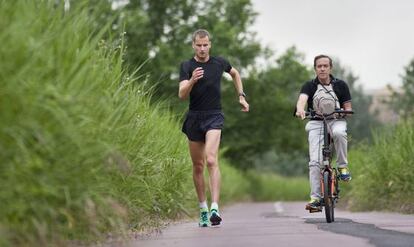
<box><xmin>251</xmin><ymin>0</ymin><xmax>414</xmax><ymax>91</ymax></box>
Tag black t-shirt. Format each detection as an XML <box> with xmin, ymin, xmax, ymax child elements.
<box><xmin>179</xmin><ymin>56</ymin><xmax>232</xmax><ymax>111</ymax></box>
<box><xmin>300</xmin><ymin>76</ymin><xmax>352</xmax><ymax>111</ymax></box>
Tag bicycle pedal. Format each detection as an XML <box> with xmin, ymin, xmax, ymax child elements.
<box><xmin>309</xmin><ymin>208</ymin><xmax>322</xmax><ymax>213</ymax></box>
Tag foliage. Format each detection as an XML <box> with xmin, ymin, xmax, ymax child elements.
<box><xmin>346</xmin><ymin>120</ymin><xmax>414</xmax><ymax>213</ymax></box>
<box><xmin>221</xmin><ymin>47</ymin><xmax>311</xmax><ymax>172</ymax></box>
<box><xmin>388</xmin><ymin>58</ymin><xmax>414</xmax><ymax>119</ymax></box>
<box><xmin>218</xmin><ymin>159</ymin><xmax>251</xmax><ymax>203</ymax></box>
<box><xmin>245</xmin><ymin>171</ymin><xmax>308</xmax><ymax>201</ymax></box>
<box><xmin>0</xmin><ymin>1</ymin><xmax>195</xmax><ymax>246</ymax></box>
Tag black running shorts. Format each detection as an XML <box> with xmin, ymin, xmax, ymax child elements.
<box><xmin>182</xmin><ymin>110</ymin><xmax>224</xmax><ymax>142</ymax></box>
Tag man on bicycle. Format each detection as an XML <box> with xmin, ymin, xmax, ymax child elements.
<box><xmin>295</xmin><ymin>55</ymin><xmax>352</xmax><ymax>210</ymax></box>
<box><xmin>178</xmin><ymin>29</ymin><xmax>249</xmax><ymax>226</ymax></box>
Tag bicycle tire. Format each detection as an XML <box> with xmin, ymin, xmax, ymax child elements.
<box><xmin>333</xmin><ymin>169</ymin><xmax>339</xmax><ymax>203</ymax></box>
<box><xmin>323</xmin><ymin>171</ymin><xmax>334</xmax><ymax>223</ymax></box>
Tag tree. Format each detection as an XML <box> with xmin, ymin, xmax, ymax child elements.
<box><xmin>220</xmin><ymin>47</ymin><xmax>311</xmax><ymax>174</ymax></box>
<box><xmin>389</xmin><ymin>58</ymin><xmax>414</xmax><ymax>119</ymax></box>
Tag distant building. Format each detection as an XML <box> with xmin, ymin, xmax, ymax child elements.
<box><xmin>367</xmin><ymin>86</ymin><xmax>400</xmax><ymax>124</ymax></box>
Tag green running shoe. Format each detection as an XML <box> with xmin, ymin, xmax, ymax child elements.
<box><xmin>209</xmin><ymin>209</ymin><xmax>222</xmax><ymax>226</ymax></box>
<box><xmin>199</xmin><ymin>208</ymin><xmax>209</xmax><ymax>227</ymax></box>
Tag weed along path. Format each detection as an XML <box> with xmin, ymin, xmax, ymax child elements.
<box><xmin>129</xmin><ymin>202</ymin><xmax>414</xmax><ymax>247</ymax></box>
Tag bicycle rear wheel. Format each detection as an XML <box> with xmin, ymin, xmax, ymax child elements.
<box><xmin>323</xmin><ymin>171</ymin><xmax>334</xmax><ymax>223</ymax></box>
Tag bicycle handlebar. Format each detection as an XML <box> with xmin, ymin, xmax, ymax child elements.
<box><xmin>304</xmin><ymin>109</ymin><xmax>354</xmax><ymax>120</ymax></box>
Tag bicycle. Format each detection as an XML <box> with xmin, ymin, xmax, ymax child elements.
<box><xmin>304</xmin><ymin>109</ymin><xmax>354</xmax><ymax>223</ymax></box>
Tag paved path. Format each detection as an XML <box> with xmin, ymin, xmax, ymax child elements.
<box><xmin>129</xmin><ymin>202</ymin><xmax>414</xmax><ymax>247</ymax></box>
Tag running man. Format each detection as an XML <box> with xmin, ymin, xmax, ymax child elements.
<box><xmin>178</xmin><ymin>29</ymin><xmax>249</xmax><ymax>227</ymax></box>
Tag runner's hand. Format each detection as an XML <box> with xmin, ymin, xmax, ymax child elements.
<box><xmin>239</xmin><ymin>97</ymin><xmax>249</xmax><ymax>112</ymax></box>
<box><xmin>190</xmin><ymin>67</ymin><xmax>204</xmax><ymax>84</ymax></box>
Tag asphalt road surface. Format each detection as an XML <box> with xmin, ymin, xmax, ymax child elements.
<box><xmin>128</xmin><ymin>202</ymin><xmax>414</xmax><ymax>247</ymax></box>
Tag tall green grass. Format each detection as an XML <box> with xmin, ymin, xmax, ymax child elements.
<box><xmin>246</xmin><ymin>172</ymin><xmax>308</xmax><ymax>201</ymax></box>
<box><xmin>0</xmin><ymin>1</ymin><xmax>197</xmax><ymax>246</ymax></box>
<box><xmin>347</xmin><ymin>120</ymin><xmax>414</xmax><ymax>213</ymax></box>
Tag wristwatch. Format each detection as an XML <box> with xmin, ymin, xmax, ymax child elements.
<box><xmin>238</xmin><ymin>92</ymin><xmax>246</xmax><ymax>97</ymax></box>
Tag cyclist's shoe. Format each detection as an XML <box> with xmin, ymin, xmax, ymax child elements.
<box><xmin>338</xmin><ymin>167</ymin><xmax>352</xmax><ymax>181</ymax></box>
<box><xmin>305</xmin><ymin>198</ymin><xmax>322</xmax><ymax>211</ymax></box>
<box><xmin>199</xmin><ymin>208</ymin><xmax>209</xmax><ymax>227</ymax></box>
<box><xmin>209</xmin><ymin>209</ymin><xmax>222</xmax><ymax>226</ymax></box>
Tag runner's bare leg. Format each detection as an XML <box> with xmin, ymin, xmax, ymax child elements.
<box><xmin>205</xmin><ymin>129</ymin><xmax>221</xmax><ymax>204</ymax></box>
<box><xmin>189</xmin><ymin>141</ymin><xmax>206</xmax><ymax>203</ymax></box>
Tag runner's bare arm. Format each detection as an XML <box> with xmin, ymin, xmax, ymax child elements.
<box><xmin>229</xmin><ymin>68</ymin><xmax>249</xmax><ymax>112</ymax></box>
<box><xmin>178</xmin><ymin>67</ymin><xmax>203</xmax><ymax>100</ymax></box>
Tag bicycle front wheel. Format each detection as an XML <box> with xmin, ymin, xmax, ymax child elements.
<box><xmin>323</xmin><ymin>171</ymin><xmax>334</xmax><ymax>223</ymax></box>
